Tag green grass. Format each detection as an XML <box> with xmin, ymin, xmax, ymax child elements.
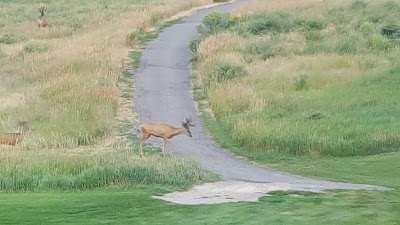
<box><xmin>193</xmin><ymin>0</ymin><xmax>400</xmax><ymax>157</ymax></box>
<box><xmin>0</xmin><ymin>1</ymin><xmax>208</xmax><ymax>192</ymax></box>
<box><xmin>0</xmin><ymin>152</ymin><xmax>208</xmax><ymax>192</ymax></box>
<box><xmin>0</xmin><ymin>186</ymin><xmax>399</xmax><ymax>225</ymax></box>
<box><xmin>190</xmin><ymin>2</ymin><xmax>400</xmax><ymax>218</ymax></box>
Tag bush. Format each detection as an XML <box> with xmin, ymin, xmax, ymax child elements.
<box><xmin>359</xmin><ymin>21</ymin><xmax>376</xmax><ymax>35</ymax></box>
<box><xmin>211</xmin><ymin>63</ymin><xmax>247</xmax><ymax>83</ymax></box>
<box><xmin>350</xmin><ymin>0</ymin><xmax>368</xmax><ymax>10</ymax></box>
<box><xmin>296</xmin><ymin>16</ymin><xmax>328</xmax><ymax>31</ymax></box>
<box><xmin>196</xmin><ymin>12</ymin><xmax>239</xmax><ymax>37</ymax></box>
<box><xmin>367</xmin><ymin>33</ymin><xmax>393</xmax><ymax>51</ymax></box>
<box><xmin>244</xmin><ymin>39</ymin><xmax>278</xmax><ymax>60</ymax></box>
<box><xmin>246</xmin><ymin>12</ymin><xmax>294</xmax><ymax>35</ymax></box>
<box><xmin>190</xmin><ymin>37</ymin><xmax>203</xmax><ymax>62</ymax></box>
<box><xmin>23</xmin><ymin>43</ymin><xmax>51</xmax><ymax>54</ymax></box>
<box><xmin>0</xmin><ymin>33</ymin><xmax>26</xmax><ymax>44</ymax></box>
<box><xmin>294</xmin><ymin>74</ymin><xmax>309</xmax><ymax>91</ymax></box>
<box><xmin>380</xmin><ymin>23</ymin><xmax>400</xmax><ymax>39</ymax></box>
<box><xmin>335</xmin><ymin>33</ymin><xmax>362</xmax><ymax>53</ymax></box>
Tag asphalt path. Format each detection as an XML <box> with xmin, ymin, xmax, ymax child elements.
<box><xmin>133</xmin><ymin>0</ymin><xmax>390</xmax><ymax>192</ymax></box>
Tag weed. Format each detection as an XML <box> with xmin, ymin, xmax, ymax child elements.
<box><xmin>245</xmin><ymin>12</ymin><xmax>295</xmax><ymax>35</ymax></box>
<box><xmin>23</xmin><ymin>43</ymin><xmax>51</xmax><ymax>54</ymax></box>
<box><xmin>0</xmin><ymin>33</ymin><xmax>26</xmax><ymax>44</ymax></box>
<box><xmin>196</xmin><ymin>12</ymin><xmax>239</xmax><ymax>37</ymax></box>
<box><xmin>211</xmin><ymin>63</ymin><xmax>248</xmax><ymax>83</ymax></box>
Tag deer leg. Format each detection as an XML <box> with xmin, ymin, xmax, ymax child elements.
<box><xmin>139</xmin><ymin>134</ymin><xmax>150</xmax><ymax>158</ymax></box>
<box><xmin>162</xmin><ymin>138</ymin><xmax>166</xmax><ymax>156</ymax></box>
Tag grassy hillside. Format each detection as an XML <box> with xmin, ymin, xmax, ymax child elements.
<box><xmin>193</xmin><ymin>0</ymin><xmax>400</xmax><ymax>157</ymax></box>
<box><xmin>190</xmin><ymin>0</ymin><xmax>400</xmax><ymax>194</ymax></box>
<box><xmin>0</xmin><ymin>0</ymin><xmax>214</xmax><ymax>191</ymax></box>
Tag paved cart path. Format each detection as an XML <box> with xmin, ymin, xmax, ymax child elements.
<box><xmin>133</xmin><ymin>0</ymin><xmax>391</xmax><ymax>204</ymax></box>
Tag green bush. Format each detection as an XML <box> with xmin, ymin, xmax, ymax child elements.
<box><xmin>196</xmin><ymin>12</ymin><xmax>239</xmax><ymax>37</ymax></box>
<box><xmin>359</xmin><ymin>21</ymin><xmax>376</xmax><ymax>35</ymax></box>
<box><xmin>380</xmin><ymin>23</ymin><xmax>400</xmax><ymax>39</ymax></box>
<box><xmin>294</xmin><ymin>74</ymin><xmax>309</xmax><ymax>91</ymax></box>
<box><xmin>246</xmin><ymin>12</ymin><xmax>294</xmax><ymax>35</ymax></box>
<box><xmin>0</xmin><ymin>33</ymin><xmax>26</xmax><ymax>44</ymax></box>
<box><xmin>335</xmin><ymin>33</ymin><xmax>362</xmax><ymax>53</ymax></box>
<box><xmin>190</xmin><ymin>37</ymin><xmax>203</xmax><ymax>62</ymax></box>
<box><xmin>23</xmin><ymin>43</ymin><xmax>51</xmax><ymax>54</ymax></box>
<box><xmin>296</xmin><ymin>15</ymin><xmax>328</xmax><ymax>31</ymax></box>
<box><xmin>211</xmin><ymin>63</ymin><xmax>248</xmax><ymax>83</ymax></box>
<box><xmin>350</xmin><ymin>0</ymin><xmax>368</xmax><ymax>10</ymax></box>
<box><xmin>244</xmin><ymin>39</ymin><xmax>278</xmax><ymax>60</ymax></box>
<box><xmin>367</xmin><ymin>33</ymin><xmax>393</xmax><ymax>51</ymax></box>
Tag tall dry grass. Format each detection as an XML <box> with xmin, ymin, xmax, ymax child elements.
<box><xmin>0</xmin><ymin>0</ymin><xmax>212</xmax><ymax>149</ymax></box>
<box><xmin>193</xmin><ymin>0</ymin><xmax>400</xmax><ymax>157</ymax></box>
<box><xmin>0</xmin><ymin>0</ymin><xmax>215</xmax><ymax>191</ymax></box>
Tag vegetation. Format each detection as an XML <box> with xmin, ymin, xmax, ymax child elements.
<box><xmin>0</xmin><ymin>187</ymin><xmax>399</xmax><ymax>225</ymax></box>
<box><xmin>0</xmin><ymin>0</ymin><xmax>214</xmax><ymax>191</ymax></box>
<box><xmin>192</xmin><ymin>0</ymin><xmax>400</xmax><ymax>157</ymax></box>
<box><xmin>189</xmin><ymin>3</ymin><xmax>400</xmax><ymax>222</ymax></box>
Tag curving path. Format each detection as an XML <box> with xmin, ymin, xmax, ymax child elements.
<box><xmin>133</xmin><ymin>0</ymin><xmax>390</xmax><ymax>203</ymax></box>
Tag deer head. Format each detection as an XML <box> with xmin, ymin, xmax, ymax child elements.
<box><xmin>37</xmin><ymin>5</ymin><xmax>48</xmax><ymax>28</ymax></box>
<box><xmin>182</xmin><ymin>117</ymin><xmax>195</xmax><ymax>137</ymax></box>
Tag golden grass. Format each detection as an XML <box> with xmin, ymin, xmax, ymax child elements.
<box><xmin>193</xmin><ymin>0</ymin><xmax>400</xmax><ymax>157</ymax></box>
<box><xmin>233</xmin><ymin>0</ymin><xmax>389</xmax><ymax>15</ymax></box>
<box><xmin>0</xmin><ymin>0</ymin><xmax>215</xmax><ymax>155</ymax></box>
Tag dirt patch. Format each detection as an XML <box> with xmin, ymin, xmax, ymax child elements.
<box><xmin>153</xmin><ymin>181</ymin><xmax>316</xmax><ymax>205</ymax></box>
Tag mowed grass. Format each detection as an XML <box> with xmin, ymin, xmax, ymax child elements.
<box><xmin>0</xmin><ymin>0</ymin><xmax>215</xmax><ymax>191</ymax></box>
<box><xmin>193</xmin><ymin>0</ymin><xmax>400</xmax><ymax>157</ymax></box>
<box><xmin>0</xmin><ymin>187</ymin><xmax>399</xmax><ymax>225</ymax></box>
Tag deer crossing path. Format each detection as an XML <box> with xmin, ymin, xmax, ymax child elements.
<box><xmin>133</xmin><ymin>0</ymin><xmax>391</xmax><ymax>204</ymax></box>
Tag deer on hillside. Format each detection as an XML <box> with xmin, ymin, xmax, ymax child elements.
<box><xmin>138</xmin><ymin>117</ymin><xmax>195</xmax><ymax>157</ymax></box>
<box><xmin>0</xmin><ymin>121</ymin><xmax>31</xmax><ymax>146</ymax></box>
<box><xmin>37</xmin><ymin>6</ymin><xmax>48</xmax><ymax>28</ymax></box>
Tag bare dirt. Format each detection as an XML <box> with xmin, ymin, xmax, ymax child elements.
<box><xmin>133</xmin><ymin>0</ymin><xmax>392</xmax><ymax>205</ymax></box>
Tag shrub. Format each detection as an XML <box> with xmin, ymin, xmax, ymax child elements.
<box><xmin>211</xmin><ymin>63</ymin><xmax>247</xmax><ymax>83</ymax></box>
<box><xmin>380</xmin><ymin>23</ymin><xmax>400</xmax><ymax>39</ymax></box>
<box><xmin>190</xmin><ymin>37</ymin><xmax>203</xmax><ymax>62</ymax></box>
<box><xmin>246</xmin><ymin>12</ymin><xmax>294</xmax><ymax>35</ymax></box>
<box><xmin>294</xmin><ymin>74</ymin><xmax>309</xmax><ymax>91</ymax></box>
<box><xmin>196</xmin><ymin>12</ymin><xmax>239</xmax><ymax>37</ymax></box>
<box><xmin>23</xmin><ymin>43</ymin><xmax>51</xmax><ymax>54</ymax></box>
<box><xmin>244</xmin><ymin>39</ymin><xmax>278</xmax><ymax>60</ymax></box>
<box><xmin>367</xmin><ymin>33</ymin><xmax>393</xmax><ymax>51</ymax></box>
<box><xmin>296</xmin><ymin>16</ymin><xmax>328</xmax><ymax>31</ymax></box>
<box><xmin>350</xmin><ymin>0</ymin><xmax>368</xmax><ymax>10</ymax></box>
<box><xmin>0</xmin><ymin>33</ymin><xmax>26</xmax><ymax>44</ymax></box>
<box><xmin>359</xmin><ymin>21</ymin><xmax>376</xmax><ymax>35</ymax></box>
<box><xmin>335</xmin><ymin>33</ymin><xmax>362</xmax><ymax>53</ymax></box>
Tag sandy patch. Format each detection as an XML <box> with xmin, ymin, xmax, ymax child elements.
<box><xmin>152</xmin><ymin>181</ymin><xmax>315</xmax><ymax>205</ymax></box>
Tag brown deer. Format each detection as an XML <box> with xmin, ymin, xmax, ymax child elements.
<box><xmin>138</xmin><ymin>117</ymin><xmax>195</xmax><ymax>157</ymax></box>
<box><xmin>0</xmin><ymin>121</ymin><xmax>31</xmax><ymax>146</ymax></box>
<box><xmin>37</xmin><ymin>6</ymin><xmax>48</xmax><ymax>28</ymax></box>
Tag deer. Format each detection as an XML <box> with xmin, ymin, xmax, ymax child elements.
<box><xmin>37</xmin><ymin>6</ymin><xmax>48</xmax><ymax>28</ymax></box>
<box><xmin>0</xmin><ymin>121</ymin><xmax>31</xmax><ymax>146</ymax></box>
<box><xmin>138</xmin><ymin>117</ymin><xmax>195</xmax><ymax>158</ymax></box>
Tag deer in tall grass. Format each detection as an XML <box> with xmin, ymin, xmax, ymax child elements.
<box><xmin>0</xmin><ymin>121</ymin><xmax>31</xmax><ymax>146</ymax></box>
<box><xmin>138</xmin><ymin>117</ymin><xmax>195</xmax><ymax>157</ymax></box>
<box><xmin>37</xmin><ymin>6</ymin><xmax>48</xmax><ymax>28</ymax></box>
